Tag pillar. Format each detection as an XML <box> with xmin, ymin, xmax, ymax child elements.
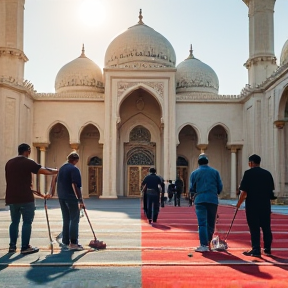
<box><xmin>39</xmin><ymin>146</ymin><xmax>46</xmax><ymax>194</ymax></box>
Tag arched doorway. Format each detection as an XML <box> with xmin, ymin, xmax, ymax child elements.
<box><xmin>177</xmin><ymin>125</ymin><xmax>199</xmax><ymax>195</ymax></box>
<box><xmin>118</xmin><ymin>88</ymin><xmax>162</xmax><ymax>196</ymax></box>
<box><xmin>88</xmin><ymin>156</ymin><xmax>102</xmax><ymax>197</ymax></box>
<box><xmin>80</xmin><ymin>124</ymin><xmax>103</xmax><ymax>197</ymax></box>
<box><xmin>207</xmin><ymin>125</ymin><xmax>230</xmax><ymax>195</ymax></box>
<box><xmin>125</xmin><ymin>126</ymin><xmax>155</xmax><ymax>196</ymax></box>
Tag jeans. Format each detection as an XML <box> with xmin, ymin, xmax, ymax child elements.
<box><xmin>59</xmin><ymin>198</ymin><xmax>80</xmax><ymax>245</ymax></box>
<box><xmin>195</xmin><ymin>202</ymin><xmax>218</xmax><ymax>246</ymax></box>
<box><xmin>9</xmin><ymin>202</ymin><xmax>35</xmax><ymax>249</ymax></box>
<box><xmin>146</xmin><ymin>191</ymin><xmax>160</xmax><ymax>221</ymax></box>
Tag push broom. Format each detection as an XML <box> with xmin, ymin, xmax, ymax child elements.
<box><xmin>72</xmin><ymin>184</ymin><xmax>106</xmax><ymax>249</ymax></box>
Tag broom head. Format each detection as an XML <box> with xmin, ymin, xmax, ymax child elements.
<box><xmin>211</xmin><ymin>235</ymin><xmax>228</xmax><ymax>251</ymax></box>
<box><xmin>89</xmin><ymin>239</ymin><xmax>106</xmax><ymax>249</ymax></box>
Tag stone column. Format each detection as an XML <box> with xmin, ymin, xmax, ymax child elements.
<box><xmin>39</xmin><ymin>146</ymin><xmax>47</xmax><ymax>194</ymax></box>
<box><xmin>230</xmin><ymin>146</ymin><xmax>237</xmax><ymax>198</ymax></box>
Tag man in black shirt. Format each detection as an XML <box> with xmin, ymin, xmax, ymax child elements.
<box><xmin>237</xmin><ymin>154</ymin><xmax>274</xmax><ymax>257</ymax></box>
<box><xmin>141</xmin><ymin>168</ymin><xmax>162</xmax><ymax>224</ymax></box>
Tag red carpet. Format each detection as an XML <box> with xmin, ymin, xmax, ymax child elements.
<box><xmin>141</xmin><ymin>202</ymin><xmax>288</xmax><ymax>288</ymax></box>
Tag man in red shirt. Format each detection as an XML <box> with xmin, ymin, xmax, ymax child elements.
<box><xmin>5</xmin><ymin>143</ymin><xmax>58</xmax><ymax>254</ymax></box>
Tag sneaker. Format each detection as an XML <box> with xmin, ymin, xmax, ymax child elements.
<box><xmin>242</xmin><ymin>249</ymin><xmax>261</xmax><ymax>257</ymax></box>
<box><xmin>263</xmin><ymin>248</ymin><xmax>271</xmax><ymax>256</ymax></box>
<box><xmin>8</xmin><ymin>246</ymin><xmax>16</xmax><ymax>253</ymax></box>
<box><xmin>195</xmin><ymin>245</ymin><xmax>209</xmax><ymax>252</ymax></box>
<box><xmin>21</xmin><ymin>245</ymin><xmax>39</xmax><ymax>255</ymax></box>
<box><xmin>69</xmin><ymin>243</ymin><xmax>84</xmax><ymax>251</ymax></box>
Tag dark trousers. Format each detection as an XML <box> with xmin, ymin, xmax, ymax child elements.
<box><xmin>174</xmin><ymin>191</ymin><xmax>181</xmax><ymax>206</ymax></box>
<box><xmin>246</xmin><ymin>209</ymin><xmax>272</xmax><ymax>251</ymax></box>
<box><xmin>59</xmin><ymin>198</ymin><xmax>80</xmax><ymax>245</ymax></box>
<box><xmin>9</xmin><ymin>202</ymin><xmax>35</xmax><ymax>249</ymax></box>
<box><xmin>146</xmin><ymin>192</ymin><xmax>160</xmax><ymax>221</ymax></box>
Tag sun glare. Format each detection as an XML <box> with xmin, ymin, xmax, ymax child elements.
<box><xmin>78</xmin><ymin>0</ymin><xmax>106</xmax><ymax>27</ymax></box>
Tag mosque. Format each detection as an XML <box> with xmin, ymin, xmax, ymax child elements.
<box><xmin>0</xmin><ymin>0</ymin><xmax>287</xmax><ymax>200</ymax></box>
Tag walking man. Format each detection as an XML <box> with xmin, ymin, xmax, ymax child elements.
<box><xmin>5</xmin><ymin>143</ymin><xmax>58</xmax><ymax>254</ymax></box>
<box><xmin>189</xmin><ymin>154</ymin><xmax>223</xmax><ymax>252</ymax></box>
<box><xmin>237</xmin><ymin>154</ymin><xmax>274</xmax><ymax>257</ymax></box>
<box><xmin>174</xmin><ymin>176</ymin><xmax>183</xmax><ymax>207</ymax></box>
<box><xmin>57</xmin><ymin>152</ymin><xmax>84</xmax><ymax>250</ymax></box>
<box><xmin>141</xmin><ymin>167</ymin><xmax>162</xmax><ymax>224</ymax></box>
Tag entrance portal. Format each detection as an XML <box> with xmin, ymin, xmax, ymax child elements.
<box><xmin>88</xmin><ymin>156</ymin><xmax>102</xmax><ymax>197</ymax></box>
<box><xmin>177</xmin><ymin>156</ymin><xmax>189</xmax><ymax>196</ymax></box>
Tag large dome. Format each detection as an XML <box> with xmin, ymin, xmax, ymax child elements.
<box><xmin>104</xmin><ymin>10</ymin><xmax>176</xmax><ymax>69</ymax></box>
<box><xmin>55</xmin><ymin>46</ymin><xmax>104</xmax><ymax>93</ymax></box>
<box><xmin>280</xmin><ymin>39</ymin><xmax>288</xmax><ymax>66</ymax></box>
<box><xmin>176</xmin><ymin>46</ymin><xmax>219</xmax><ymax>94</ymax></box>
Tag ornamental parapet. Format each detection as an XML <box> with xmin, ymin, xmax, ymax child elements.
<box><xmin>176</xmin><ymin>93</ymin><xmax>244</xmax><ymax>102</ymax></box>
<box><xmin>34</xmin><ymin>91</ymin><xmax>105</xmax><ymax>101</ymax></box>
<box><xmin>0</xmin><ymin>76</ymin><xmax>36</xmax><ymax>94</ymax></box>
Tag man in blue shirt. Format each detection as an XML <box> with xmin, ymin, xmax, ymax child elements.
<box><xmin>189</xmin><ymin>154</ymin><xmax>223</xmax><ymax>252</ymax></box>
<box><xmin>57</xmin><ymin>152</ymin><xmax>84</xmax><ymax>250</ymax></box>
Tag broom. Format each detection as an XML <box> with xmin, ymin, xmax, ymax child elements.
<box><xmin>72</xmin><ymin>184</ymin><xmax>106</xmax><ymax>249</ymax></box>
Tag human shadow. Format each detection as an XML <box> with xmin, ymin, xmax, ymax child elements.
<box><xmin>0</xmin><ymin>252</ymin><xmax>26</xmax><ymax>272</ymax></box>
<box><xmin>25</xmin><ymin>249</ymin><xmax>90</xmax><ymax>285</ymax></box>
<box><xmin>151</xmin><ymin>223</ymin><xmax>171</xmax><ymax>231</ymax></box>
<box><xmin>201</xmin><ymin>250</ymin><xmax>273</xmax><ymax>280</ymax></box>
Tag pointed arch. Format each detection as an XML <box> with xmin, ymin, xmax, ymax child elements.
<box><xmin>78</xmin><ymin>121</ymin><xmax>104</xmax><ymax>144</ymax></box>
<box><xmin>207</xmin><ymin>122</ymin><xmax>231</xmax><ymax>143</ymax></box>
<box><xmin>177</xmin><ymin>123</ymin><xmax>201</xmax><ymax>145</ymax></box>
<box><xmin>117</xmin><ymin>84</ymin><xmax>163</xmax><ymax>119</ymax></box>
<box><xmin>47</xmin><ymin>120</ymin><xmax>71</xmax><ymax>143</ymax></box>
<box><xmin>277</xmin><ymin>84</ymin><xmax>288</xmax><ymax>120</ymax></box>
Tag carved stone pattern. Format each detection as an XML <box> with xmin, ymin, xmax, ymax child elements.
<box><xmin>82</xmin><ymin>132</ymin><xmax>99</xmax><ymax>138</ymax></box>
<box><xmin>55</xmin><ymin>76</ymin><xmax>104</xmax><ymax>91</ymax></box>
<box><xmin>127</xmin><ymin>150</ymin><xmax>154</xmax><ymax>165</ymax></box>
<box><xmin>176</xmin><ymin>93</ymin><xmax>243</xmax><ymax>102</ymax></box>
<box><xmin>117</xmin><ymin>81</ymin><xmax>164</xmax><ymax>98</ymax></box>
<box><xmin>88</xmin><ymin>156</ymin><xmax>102</xmax><ymax>166</ymax></box>
<box><xmin>51</xmin><ymin>125</ymin><xmax>67</xmax><ymax>139</ymax></box>
<box><xmin>0</xmin><ymin>48</ymin><xmax>28</xmax><ymax>62</ymax></box>
<box><xmin>5</xmin><ymin>98</ymin><xmax>16</xmax><ymax>158</ymax></box>
<box><xmin>114</xmin><ymin>62</ymin><xmax>169</xmax><ymax>69</ymax></box>
<box><xmin>34</xmin><ymin>92</ymin><xmax>104</xmax><ymax>100</ymax></box>
<box><xmin>129</xmin><ymin>167</ymin><xmax>140</xmax><ymax>196</ymax></box>
<box><xmin>130</xmin><ymin>126</ymin><xmax>151</xmax><ymax>142</ymax></box>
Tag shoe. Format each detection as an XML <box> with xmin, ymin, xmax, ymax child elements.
<box><xmin>242</xmin><ymin>249</ymin><xmax>261</xmax><ymax>257</ymax></box>
<box><xmin>69</xmin><ymin>243</ymin><xmax>84</xmax><ymax>251</ymax></box>
<box><xmin>195</xmin><ymin>245</ymin><xmax>209</xmax><ymax>252</ymax></box>
<box><xmin>21</xmin><ymin>245</ymin><xmax>39</xmax><ymax>255</ymax></box>
<box><xmin>153</xmin><ymin>219</ymin><xmax>157</xmax><ymax>223</ymax></box>
<box><xmin>148</xmin><ymin>219</ymin><xmax>152</xmax><ymax>224</ymax></box>
<box><xmin>263</xmin><ymin>248</ymin><xmax>271</xmax><ymax>256</ymax></box>
<box><xmin>8</xmin><ymin>246</ymin><xmax>16</xmax><ymax>253</ymax></box>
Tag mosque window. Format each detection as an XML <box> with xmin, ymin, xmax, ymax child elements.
<box><xmin>88</xmin><ymin>156</ymin><xmax>102</xmax><ymax>166</ymax></box>
<box><xmin>129</xmin><ymin>125</ymin><xmax>151</xmax><ymax>142</ymax></box>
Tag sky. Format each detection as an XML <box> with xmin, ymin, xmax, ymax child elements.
<box><xmin>23</xmin><ymin>0</ymin><xmax>288</xmax><ymax>95</ymax></box>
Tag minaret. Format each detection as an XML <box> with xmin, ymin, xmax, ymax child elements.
<box><xmin>0</xmin><ymin>0</ymin><xmax>28</xmax><ymax>82</ymax></box>
<box><xmin>243</xmin><ymin>0</ymin><xmax>277</xmax><ymax>87</ymax></box>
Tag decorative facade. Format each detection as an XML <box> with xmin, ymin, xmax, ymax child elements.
<box><xmin>0</xmin><ymin>0</ymin><xmax>288</xmax><ymax>201</ymax></box>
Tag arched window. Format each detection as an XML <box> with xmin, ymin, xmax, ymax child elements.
<box><xmin>88</xmin><ymin>156</ymin><xmax>102</xmax><ymax>166</ymax></box>
<box><xmin>129</xmin><ymin>125</ymin><xmax>151</xmax><ymax>142</ymax></box>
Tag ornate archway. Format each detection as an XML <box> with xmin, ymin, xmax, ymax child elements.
<box><xmin>126</xmin><ymin>126</ymin><xmax>156</xmax><ymax>196</ymax></box>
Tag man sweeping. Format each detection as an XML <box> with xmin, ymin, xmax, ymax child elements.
<box><xmin>237</xmin><ymin>154</ymin><xmax>274</xmax><ymax>257</ymax></box>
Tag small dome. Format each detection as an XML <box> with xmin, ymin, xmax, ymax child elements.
<box><xmin>104</xmin><ymin>10</ymin><xmax>176</xmax><ymax>69</ymax></box>
<box><xmin>280</xmin><ymin>39</ymin><xmax>288</xmax><ymax>66</ymax></box>
<box><xmin>176</xmin><ymin>45</ymin><xmax>219</xmax><ymax>94</ymax></box>
<box><xmin>55</xmin><ymin>45</ymin><xmax>104</xmax><ymax>93</ymax></box>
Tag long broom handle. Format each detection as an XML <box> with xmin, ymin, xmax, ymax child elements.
<box><xmin>83</xmin><ymin>207</ymin><xmax>97</xmax><ymax>241</ymax></box>
<box><xmin>224</xmin><ymin>208</ymin><xmax>238</xmax><ymax>241</ymax></box>
<box><xmin>44</xmin><ymin>198</ymin><xmax>53</xmax><ymax>253</ymax></box>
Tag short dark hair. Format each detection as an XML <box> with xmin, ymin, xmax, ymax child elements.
<box><xmin>248</xmin><ymin>154</ymin><xmax>261</xmax><ymax>164</ymax></box>
<box><xmin>18</xmin><ymin>143</ymin><xmax>31</xmax><ymax>155</ymax></box>
<box><xmin>149</xmin><ymin>167</ymin><xmax>156</xmax><ymax>174</ymax></box>
<box><xmin>68</xmin><ymin>152</ymin><xmax>79</xmax><ymax>161</ymax></box>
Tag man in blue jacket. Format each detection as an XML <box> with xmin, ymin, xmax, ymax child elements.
<box><xmin>189</xmin><ymin>154</ymin><xmax>223</xmax><ymax>252</ymax></box>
